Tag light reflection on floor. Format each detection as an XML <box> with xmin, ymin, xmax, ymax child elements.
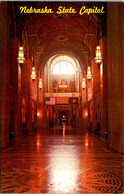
<box><xmin>49</xmin><ymin>127</ymin><xmax>79</xmax><ymax>192</ymax></box>
<box><xmin>50</xmin><ymin>157</ymin><xmax>78</xmax><ymax>192</ymax></box>
<box><xmin>1</xmin><ymin>126</ymin><xmax>123</xmax><ymax>193</ymax></box>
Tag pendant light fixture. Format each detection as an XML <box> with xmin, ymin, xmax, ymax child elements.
<box><xmin>59</xmin><ymin>84</ymin><xmax>68</xmax><ymax>88</ymax></box>
<box><xmin>38</xmin><ymin>78</ymin><xmax>43</xmax><ymax>89</ymax></box>
<box><xmin>17</xmin><ymin>35</ymin><xmax>25</xmax><ymax>65</ymax></box>
<box><xmin>94</xmin><ymin>45</ymin><xmax>102</xmax><ymax>65</ymax></box>
<box><xmin>31</xmin><ymin>51</ymin><xmax>36</xmax><ymax>81</ymax></box>
<box><xmin>86</xmin><ymin>66</ymin><xmax>92</xmax><ymax>79</ymax></box>
<box><xmin>31</xmin><ymin>66</ymin><xmax>36</xmax><ymax>81</ymax></box>
<box><xmin>17</xmin><ymin>46</ymin><xmax>25</xmax><ymax>64</ymax></box>
<box><xmin>38</xmin><ymin>70</ymin><xmax>43</xmax><ymax>89</ymax></box>
<box><xmin>94</xmin><ymin>21</ymin><xmax>102</xmax><ymax>65</ymax></box>
<box><xmin>31</xmin><ymin>21</ymin><xmax>36</xmax><ymax>81</ymax></box>
<box><xmin>82</xmin><ymin>78</ymin><xmax>86</xmax><ymax>89</ymax></box>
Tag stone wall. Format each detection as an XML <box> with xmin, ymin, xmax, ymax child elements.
<box><xmin>107</xmin><ymin>2</ymin><xmax>123</xmax><ymax>153</ymax></box>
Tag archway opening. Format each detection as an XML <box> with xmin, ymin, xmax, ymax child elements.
<box><xmin>44</xmin><ymin>54</ymin><xmax>82</xmax><ymax>94</ymax></box>
<box><xmin>53</xmin><ymin>60</ymin><xmax>75</xmax><ymax>75</ymax></box>
<box><xmin>59</xmin><ymin>111</ymin><xmax>68</xmax><ymax>125</ymax></box>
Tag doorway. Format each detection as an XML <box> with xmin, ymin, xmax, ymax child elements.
<box><xmin>9</xmin><ymin>111</ymin><xmax>15</xmax><ymax>140</ymax></box>
<box><xmin>59</xmin><ymin>111</ymin><xmax>68</xmax><ymax>125</ymax></box>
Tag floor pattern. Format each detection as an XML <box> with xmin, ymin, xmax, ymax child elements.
<box><xmin>1</xmin><ymin>129</ymin><xmax>124</xmax><ymax>193</ymax></box>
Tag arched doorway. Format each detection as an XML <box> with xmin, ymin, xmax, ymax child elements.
<box><xmin>42</xmin><ymin>54</ymin><xmax>82</xmax><ymax>129</ymax></box>
<box><xmin>59</xmin><ymin>111</ymin><xmax>68</xmax><ymax>125</ymax></box>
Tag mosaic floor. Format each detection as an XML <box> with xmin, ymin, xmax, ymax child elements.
<box><xmin>1</xmin><ymin>128</ymin><xmax>124</xmax><ymax>193</ymax></box>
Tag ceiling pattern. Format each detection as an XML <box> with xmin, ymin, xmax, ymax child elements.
<box><xmin>11</xmin><ymin>2</ymin><xmax>107</xmax><ymax>71</ymax></box>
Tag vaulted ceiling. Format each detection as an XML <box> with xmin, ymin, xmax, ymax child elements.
<box><xmin>11</xmin><ymin>2</ymin><xmax>107</xmax><ymax>71</ymax></box>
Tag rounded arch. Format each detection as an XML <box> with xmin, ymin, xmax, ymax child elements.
<box><xmin>44</xmin><ymin>53</ymin><xmax>82</xmax><ymax>94</ymax></box>
<box><xmin>38</xmin><ymin>48</ymin><xmax>87</xmax><ymax>74</ymax></box>
<box><xmin>52</xmin><ymin>61</ymin><xmax>75</xmax><ymax>75</ymax></box>
<box><xmin>49</xmin><ymin>55</ymin><xmax>79</xmax><ymax>72</ymax></box>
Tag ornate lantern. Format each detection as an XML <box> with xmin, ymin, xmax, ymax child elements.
<box><xmin>17</xmin><ymin>46</ymin><xmax>25</xmax><ymax>64</ymax></box>
<box><xmin>94</xmin><ymin>45</ymin><xmax>102</xmax><ymax>65</ymax></box>
<box><xmin>31</xmin><ymin>67</ymin><xmax>36</xmax><ymax>81</ymax></box>
<box><xmin>82</xmin><ymin>78</ymin><xmax>86</xmax><ymax>89</ymax></box>
<box><xmin>86</xmin><ymin>67</ymin><xmax>92</xmax><ymax>79</ymax></box>
<box><xmin>38</xmin><ymin>78</ymin><xmax>43</xmax><ymax>89</ymax></box>
<box><xmin>59</xmin><ymin>84</ymin><xmax>68</xmax><ymax>88</ymax></box>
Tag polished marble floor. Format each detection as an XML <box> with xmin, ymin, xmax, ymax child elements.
<box><xmin>1</xmin><ymin>127</ymin><xmax>124</xmax><ymax>193</ymax></box>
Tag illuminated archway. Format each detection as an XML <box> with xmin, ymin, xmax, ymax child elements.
<box><xmin>53</xmin><ymin>61</ymin><xmax>75</xmax><ymax>75</ymax></box>
<box><xmin>44</xmin><ymin>55</ymin><xmax>81</xmax><ymax>94</ymax></box>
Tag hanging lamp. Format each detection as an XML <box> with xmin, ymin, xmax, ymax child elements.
<box><xmin>31</xmin><ymin>66</ymin><xmax>36</xmax><ymax>81</ymax></box>
<box><xmin>86</xmin><ymin>16</ymin><xmax>92</xmax><ymax>80</ymax></box>
<box><xmin>94</xmin><ymin>22</ymin><xmax>102</xmax><ymax>65</ymax></box>
<box><xmin>38</xmin><ymin>70</ymin><xmax>43</xmax><ymax>89</ymax></box>
<box><xmin>94</xmin><ymin>45</ymin><xmax>102</xmax><ymax>65</ymax></box>
<box><xmin>82</xmin><ymin>78</ymin><xmax>86</xmax><ymax>89</ymax></box>
<box><xmin>38</xmin><ymin>78</ymin><xmax>43</xmax><ymax>89</ymax></box>
<box><xmin>86</xmin><ymin>67</ymin><xmax>92</xmax><ymax>79</ymax></box>
<box><xmin>17</xmin><ymin>46</ymin><xmax>25</xmax><ymax>64</ymax></box>
<box><xmin>30</xmin><ymin>21</ymin><xmax>36</xmax><ymax>81</ymax></box>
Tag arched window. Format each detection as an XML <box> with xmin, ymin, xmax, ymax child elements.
<box><xmin>53</xmin><ymin>61</ymin><xmax>75</xmax><ymax>74</ymax></box>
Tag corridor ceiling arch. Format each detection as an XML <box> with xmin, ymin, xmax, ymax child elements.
<box><xmin>12</xmin><ymin>1</ymin><xmax>106</xmax><ymax>73</ymax></box>
<box><xmin>13</xmin><ymin>2</ymin><xmax>105</xmax><ymax>41</ymax></box>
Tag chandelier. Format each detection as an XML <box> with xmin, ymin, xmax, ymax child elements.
<box><xmin>94</xmin><ymin>45</ymin><xmax>102</xmax><ymax>65</ymax></box>
<box><xmin>17</xmin><ymin>46</ymin><xmax>25</xmax><ymax>64</ymax></box>
<box><xmin>38</xmin><ymin>78</ymin><xmax>43</xmax><ymax>89</ymax></box>
<box><xmin>94</xmin><ymin>22</ymin><xmax>102</xmax><ymax>65</ymax></box>
<box><xmin>59</xmin><ymin>84</ymin><xmax>68</xmax><ymax>88</ymax></box>
<box><xmin>31</xmin><ymin>67</ymin><xmax>36</xmax><ymax>81</ymax></box>
<box><xmin>86</xmin><ymin>67</ymin><xmax>92</xmax><ymax>79</ymax></box>
<box><xmin>82</xmin><ymin>78</ymin><xmax>86</xmax><ymax>89</ymax></box>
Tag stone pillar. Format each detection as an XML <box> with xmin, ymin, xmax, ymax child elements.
<box><xmin>1</xmin><ymin>2</ymin><xmax>10</xmax><ymax>147</ymax></box>
<box><xmin>107</xmin><ymin>2</ymin><xmax>123</xmax><ymax>153</ymax></box>
<box><xmin>92</xmin><ymin>55</ymin><xmax>100</xmax><ymax>132</ymax></box>
<box><xmin>82</xmin><ymin>88</ymin><xmax>86</xmax><ymax>103</ymax></box>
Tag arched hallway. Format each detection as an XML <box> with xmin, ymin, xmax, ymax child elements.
<box><xmin>1</xmin><ymin>128</ymin><xmax>123</xmax><ymax>193</ymax></box>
